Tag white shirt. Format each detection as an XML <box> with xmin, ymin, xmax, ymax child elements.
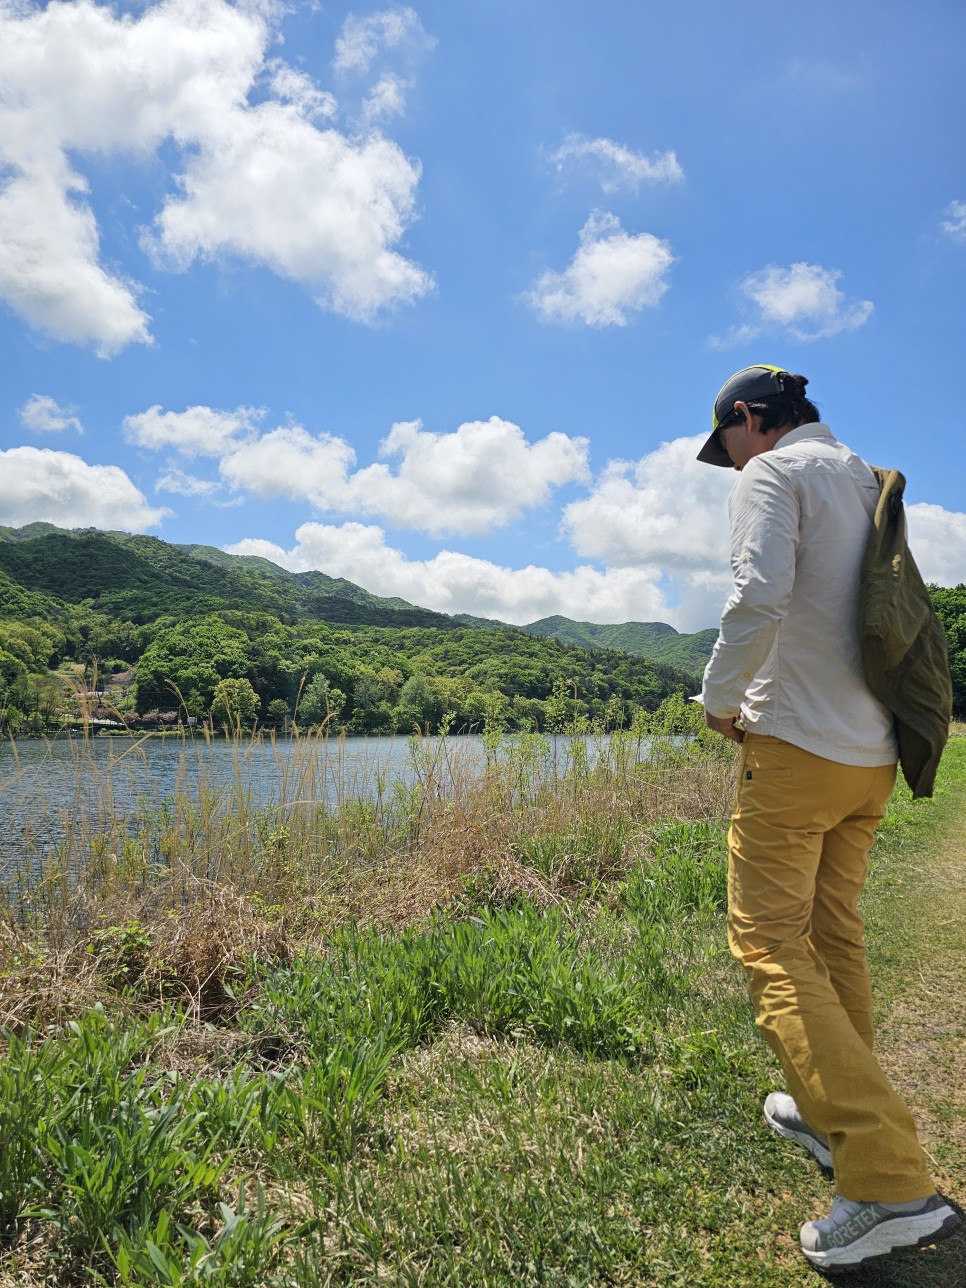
<box><xmin>701</xmin><ymin>423</ymin><xmax>897</xmax><ymax>767</ymax></box>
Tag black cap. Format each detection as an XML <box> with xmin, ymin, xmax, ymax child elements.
<box><xmin>697</xmin><ymin>365</ymin><xmax>789</xmax><ymax>467</ymax></box>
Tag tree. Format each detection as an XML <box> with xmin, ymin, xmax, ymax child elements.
<box><xmin>210</xmin><ymin>677</ymin><xmax>260</xmax><ymax>731</ymax></box>
<box><xmin>0</xmin><ymin>621</ymin><xmax>61</xmax><ymax>672</ymax></box>
<box><xmin>929</xmin><ymin>584</ymin><xmax>966</xmax><ymax>717</ymax></box>
<box><xmin>0</xmin><ymin>646</ymin><xmax>28</xmax><ymax>691</ymax></box>
<box><xmin>394</xmin><ymin>673</ymin><xmax>443</xmax><ymax>733</ymax></box>
<box><xmin>511</xmin><ymin>695</ymin><xmax>545</xmax><ymax>731</ymax></box>
<box><xmin>348</xmin><ymin>665</ymin><xmax>399</xmax><ymax>734</ymax></box>
<box><xmin>265</xmin><ymin>698</ymin><xmax>291</xmax><ymax>732</ymax></box>
<box><xmin>135</xmin><ymin>616</ymin><xmax>251</xmax><ymax>711</ymax></box>
<box><xmin>544</xmin><ymin>678</ymin><xmax>576</xmax><ymax>733</ymax></box>
<box><xmin>183</xmin><ymin>689</ymin><xmax>208</xmax><ymax>720</ymax></box>
<box><xmin>2</xmin><ymin>705</ymin><xmax>24</xmax><ymax>735</ymax></box>
<box><xmin>465</xmin><ymin>688</ymin><xmax>509</xmax><ymax>736</ymax></box>
<box><xmin>296</xmin><ymin>674</ymin><xmax>345</xmax><ymax>727</ymax></box>
<box><xmin>34</xmin><ymin>674</ymin><xmax>66</xmax><ymax>726</ymax></box>
<box><xmin>223</xmin><ymin>613</ymin><xmax>297</xmax><ymax>706</ymax></box>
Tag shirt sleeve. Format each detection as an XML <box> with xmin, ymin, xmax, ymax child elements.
<box><xmin>701</xmin><ymin>456</ymin><xmax>800</xmax><ymax>717</ymax></box>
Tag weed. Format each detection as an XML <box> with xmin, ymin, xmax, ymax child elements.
<box><xmin>87</xmin><ymin>920</ymin><xmax>154</xmax><ymax>987</ymax></box>
<box><xmin>625</xmin><ymin>819</ymin><xmax>729</xmax><ymax>919</ymax></box>
<box><xmin>110</xmin><ymin>1184</ymin><xmax>295</xmax><ymax>1287</ymax></box>
<box><xmin>0</xmin><ymin>1028</ymin><xmax>52</xmax><ymax>1238</ymax></box>
<box><xmin>5</xmin><ymin>736</ymin><xmax>960</xmax><ymax>1285</ymax></box>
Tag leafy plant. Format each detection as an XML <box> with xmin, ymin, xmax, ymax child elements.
<box><xmin>37</xmin><ymin>1073</ymin><xmax>232</xmax><ymax>1257</ymax></box>
<box><xmin>0</xmin><ymin>1028</ymin><xmax>53</xmax><ymax>1236</ymax></box>
<box><xmin>111</xmin><ymin>1184</ymin><xmax>294</xmax><ymax>1287</ymax></box>
<box><xmin>625</xmin><ymin>819</ymin><xmax>729</xmax><ymax>919</ymax></box>
<box><xmin>88</xmin><ymin>920</ymin><xmax>154</xmax><ymax>987</ymax></box>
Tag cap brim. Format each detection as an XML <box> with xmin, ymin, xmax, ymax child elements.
<box><xmin>696</xmin><ymin>429</ymin><xmax>735</xmax><ymax>468</ymax></box>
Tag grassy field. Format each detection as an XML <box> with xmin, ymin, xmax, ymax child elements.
<box><xmin>1</xmin><ymin>720</ymin><xmax>964</xmax><ymax>1286</ymax></box>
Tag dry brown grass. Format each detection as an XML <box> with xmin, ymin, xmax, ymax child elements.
<box><xmin>0</xmin><ymin>732</ymin><xmax>737</xmax><ymax>1029</ymax></box>
<box><xmin>0</xmin><ymin>886</ymin><xmax>291</xmax><ymax>1030</ymax></box>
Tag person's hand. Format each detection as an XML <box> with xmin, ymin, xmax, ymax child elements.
<box><xmin>704</xmin><ymin>710</ymin><xmax>745</xmax><ymax>742</ymax></box>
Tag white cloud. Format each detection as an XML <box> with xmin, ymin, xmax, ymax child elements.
<box><xmin>123</xmin><ymin>404</ymin><xmax>262</xmax><ymax>458</ymax></box>
<box><xmin>155</xmin><ymin>468</ymin><xmax>222</xmax><ymax>499</ymax></box>
<box><xmin>19</xmin><ymin>394</ymin><xmax>84</xmax><ymax>435</ymax></box>
<box><xmin>737</xmin><ymin>262</ymin><xmax>873</xmax><ymax>342</ymax></box>
<box><xmin>148</xmin><ymin>104</ymin><xmax>433</xmax><ymax>322</ymax></box>
<box><xmin>218</xmin><ymin>425</ymin><xmax>359</xmax><ymax>504</ymax></box>
<box><xmin>226</xmin><ymin>521</ymin><xmax>678</xmax><ymax>626</ymax></box>
<box><xmin>333</xmin><ymin>7</ymin><xmax>432</xmax><ymax>74</ymax></box>
<box><xmin>550</xmin><ymin>134</ymin><xmax>684</xmax><ymax>192</ymax></box>
<box><xmin>349</xmin><ymin>417</ymin><xmax>590</xmax><ymax>535</ymax></box>
<box><xmin>0</xmin><ymin>0</ymin><xmax>433</xmax><ymax>349</ymax></box>
<box><xmin>269</xmin><ymin>62</ymin><xmax>338</xmax><ymax>121</ymax></box>
<box><xmin>906</xmin><ymin>503</ymin><xmax>966</xmax><ymax>587</ymax></box>
<box><xmin>526</xmin><ymin>211</ymin><xmax>675</xmax><ymax>327</ymax></box>
<box><xmin>204</xmin><ymin>473</ymin><xmax>966</xmax><ymax>638</ymax></box>
<box><xmin>0</xmin><ymin>164</ymin><xmax>152</xmax><ymax>356</ymax></box>
<box><xmin>560</xmin><ymin>433</ymin><xmax>738</xmax><ymax>629</ymax></box>
<box><xmin>563</xmin><ymin>435</ymin><xmax>734</xmax><ymax>574</ymax></box>
<box><xmin>220</xmin><ymin>432</ymin><xmax>743</xmax><ymax>631</ymax></box>
<box><xmin>0</xmin><ymin>447</ymin><xmax>169</xmax><ymax>530</ymax></box>
<box><xmin>216</xmin><ymin>414</ymin><xmax>589</xmax><ymax>536</ymax></box>
<box><xmin>707</xmin><ymin>323</ymin><xmax>763</xmax><ymax>351</ymax></box>
<box><xmin>941</xmin><ymin>200</ymin><xmax>966</xmax><ymax>241</ymax></box>
<box><xmin>362</xmin><ymin>73</ymin><xmax>411</xmax><ymax>125</ymax></box>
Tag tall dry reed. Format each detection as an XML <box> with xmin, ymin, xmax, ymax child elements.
<box><xmin>0</xmin><ymin>725</ymin><xmax>737</xmax><ymax>1026</ymax></box>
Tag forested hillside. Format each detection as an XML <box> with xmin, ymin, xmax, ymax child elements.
<box><xmin>521</xmin><ymin>615</ymin><xmax>719</xmax><ymax>674</ymax></box>
<box><xmin>0</xmin><ymin>526</ymin><xmax>700</xmax><ymax>735</ymax></box>
<box><xmin>2</xmin><ymin>526</ymin><xmax>963</xmax><ymax>735</ymax></box>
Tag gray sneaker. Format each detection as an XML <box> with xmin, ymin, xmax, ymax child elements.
<box><xmin>764</xmin><ymin>1091</ymin><xmax>833</xmax><ymax>1174</ymax></box>
<box><xmin>800</xmin><ymin>1193</ymin><xmax>961</xmax><ymax>1270</ymax></box>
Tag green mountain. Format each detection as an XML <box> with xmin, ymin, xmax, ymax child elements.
<box><xmin>178</xmin><ymin>544</ymin><xmax>431</xmax><ymax>616</ymax></box>
<box><xmin>0</xmin><ymin>527</ymin><xmax>720</xmax><ymax>670</ymax></box>
<box><xmin>520</xmin><ymin>616</ymin><xmax>718</xmax><ymax>673</ymax></box>
<box><xmin>0</xmin><ymin>526</ymin><xmax>457</xmax><ymax>629</ymax></box>
<box><xmin>0</xmin><ymin>521</ymin><xmax>64</xmax><ymax>544</ymax></box>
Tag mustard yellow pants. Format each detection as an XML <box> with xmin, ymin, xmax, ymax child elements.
<box><xmin>728</xmin><ymin>733</ymin><xmax>935</xmax><ymax>1202</ymax></box>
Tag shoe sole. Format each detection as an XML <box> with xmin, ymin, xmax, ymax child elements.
<box><xmin>801</xmin><ymin>1204</ymin><xmax>962</xmax><ymax>1270</ymax></box>
<box><xmin>764</xmin><ymin>1106</ymin><xmax>834</xmax><ymax>1175</ymax></box>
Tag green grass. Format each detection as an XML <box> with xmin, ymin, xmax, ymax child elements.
<box><xmin>2</xmin><ymin>734</ymin><xmax>964</xmax><ymax>1285</ymax></box>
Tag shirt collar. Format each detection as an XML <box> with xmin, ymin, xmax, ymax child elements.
<box><xmin>774</xmin><ymin>422</ymin><xmax>834</xmax><ymax>451</ymax></box>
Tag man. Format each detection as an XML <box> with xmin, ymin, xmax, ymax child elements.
<box><xmin>697</xmin><ymin>365</ymin><xmax>960</xmax><ymax>1270</ymax></box>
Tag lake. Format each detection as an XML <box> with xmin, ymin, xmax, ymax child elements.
<box><xmin>0</xmin><ymin>731</ymin><xmax>623</xmax><ymax>871</ymax></box>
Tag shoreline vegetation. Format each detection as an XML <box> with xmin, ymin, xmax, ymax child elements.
<box><xmin>1</xmin><ymin>711</ymin><xmax>964</xmax><ymax>1285</ymax></box>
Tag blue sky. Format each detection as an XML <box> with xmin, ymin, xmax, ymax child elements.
<box><xmin>1</xmin><ymin>0</ymin><xmax>964</xmax><ymax>631</ymax></box>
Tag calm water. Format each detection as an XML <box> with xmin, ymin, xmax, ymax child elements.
<box><xmin>0</xmin><ymin>732</ymin><xmax>615</xmax><ymax>869</ymax></box>
<box><xmin>0</xmin><ymin>734</ymin><xmax>473</xmax><ymax>866</ymax></box>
